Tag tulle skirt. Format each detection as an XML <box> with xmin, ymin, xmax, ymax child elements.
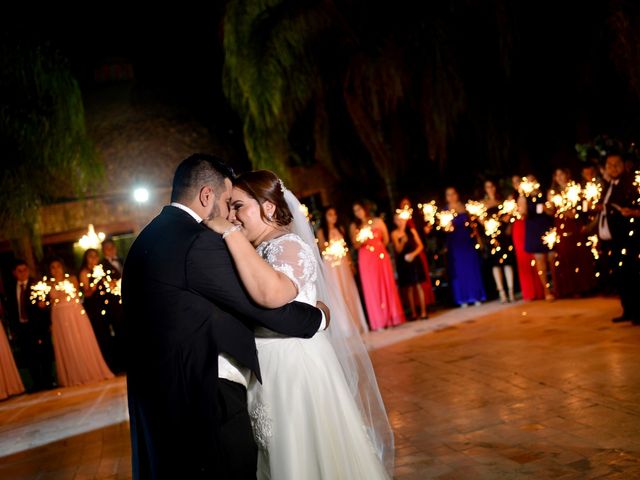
<box><xmin>51</xmin><ymin>302</ymin><xmax>114</xmax><ymax>387</ymax></box>
<box><xmin>248</xmin><ymin>331</ymin><xmax>389</xmax><ymax>480</ymax></box>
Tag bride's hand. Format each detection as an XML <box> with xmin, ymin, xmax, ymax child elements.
<box><xmin>205</xmin><ymin>216</ymin><xmax>234</xmax><ymax>234</ymax></box>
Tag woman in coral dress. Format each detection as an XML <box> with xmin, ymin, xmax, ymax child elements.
<box><xmin>47</xmin><ymin>259</ymin><xmax>114</xmax><ymax>387</ymax></box>
<box><xmin>350</xmin><ymin>202</ymin><xmax>405</xmax><ymax>330</ymax></box>
<box><xmin>317</xmin><ymin>207</ymin><xmax>369</xmax><ymax>334</ymax></box>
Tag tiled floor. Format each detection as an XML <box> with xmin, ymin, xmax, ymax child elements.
<box><xmin>1</xmin><ymin>296</ymin><xmax>639</xmax><ymax>479</ymax></box>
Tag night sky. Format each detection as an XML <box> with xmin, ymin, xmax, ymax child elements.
<box><xmin>8</xmin><ymin>2</ymin><xmax>640</xmax><ymax>202</ymax></box>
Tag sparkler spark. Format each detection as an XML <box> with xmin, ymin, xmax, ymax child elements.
<box><xmin>519</xmin><ymin>177</ymin><xmax>540</xmax><ymax>196</ymax></box>
<box><xmin>355</xmin><ymin>225</ymin><xmax>374</xmax><ymax>243</ymax></box>
<box><xmin>395</xmin><ymin>206</ymin><xmax>413</xmax><ymax>221</ymax></box>
<box><xmin>465</xmin><ymin>201</ymin><xmax>487</xmax><ymax>218</ymax></box>
<box><xmin>436</xmin><ymin>210</ymin><xmax>456</xmax><ymax>232</ymax></box>
<box><xmin>30</xmin><ymin>279</ymin><xmax>51</xmax><ymax>303</ymax></box>
<box><xmin>418</xmin><ymin>201</ymin><xmax>438</xmax><ymax>225</ymax></box>
<box><xmin>484</xmin><ymin>217</ymin><xmax>501</xmax><ymax>237</ymax></box>
<box><xmin>322</xmin><ymin>239</ymin><xmax>349</xmax><ymax>267</ymax></box>
<box><xmin>499</xmin><ymin>199</ymin><xmax>517</xmax><ymax>217</ymax></box>
<box><xmin>542</xmin><ymin>227</ymin><xmax>560</xmax><ymax>250</ymax></box>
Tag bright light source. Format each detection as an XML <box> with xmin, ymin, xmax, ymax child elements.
<box><xmin>133</xmin><ymin>187</ymin><xmax>149</xmax><ymax>203</ymax></box>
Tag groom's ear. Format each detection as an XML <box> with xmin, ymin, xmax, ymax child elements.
<box><xmin>199</xmin><ymin>186</ymin><xmax>214</xmax><ymax>207</ymax></box>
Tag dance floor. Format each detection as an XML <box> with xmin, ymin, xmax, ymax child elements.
<box><xmin>1</xmin><ymin>296</ymin><xmax>639</xmax><ymax>479</ymax></box>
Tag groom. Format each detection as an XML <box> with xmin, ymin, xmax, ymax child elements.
<box><xmin>123</xmin><ymin>154</ymin><xmax>326</xmax><ymax>479</ymax></box>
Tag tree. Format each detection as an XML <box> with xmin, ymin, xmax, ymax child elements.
<box><xmin>0</xmin><ymin>37</ymin><xmax>101</xmax><ymax>261</ymax></box>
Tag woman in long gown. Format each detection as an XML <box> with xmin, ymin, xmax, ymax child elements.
<box><xmin>517</xmin><ymin>175</ymin><xmax>556</xmax><ymax>300</ymax></box>
<box><xmin>480</xmin><ymin>179</ymin><xmax>516</xmax><ymax>303</ymax></box>
<box><xmin>0</xmin><ymin>318</ymin><xmax>24</xmax><ymax>400</ymax></box>
<box><xmin>391</xmin><ymin>213</ymin><xmax>428</xmax><ymax>319</ymax></box>
<box><xmin>511</xmin><ymin>176</ymin><xmax>545</xmax><ymax>300</ymax></box>
<box><xmin>548</xmin><ymin>168</ymin><xmax>597</xmax><ymax>298</ymax></box>
<box><xmin>206</xmin><ymin>171</ymin><xmax>392</xmax><ymax>480</ymax></box>
<box><xmin>47</xmin><ymin>259</ymin><xmax>114</xmax><ymax>387</ymax></box>
<box><xmin>316</xmin><ymin>207</ymin><xmax>369</xmax><ymax>334</ymax></box>
<box><xmin>78</xmin><ymin>249</ymin><xmax>113</xmax><ymax>367</ymax></box>
<box><xmin>443</xmin><ymin>187</ymin><xmax>486</xmax><ymax>306</ymax></box>
<box><xmin>350</xmin><ymin>202</ymin><xmax>406</xmax><ymax>330</ymax></box>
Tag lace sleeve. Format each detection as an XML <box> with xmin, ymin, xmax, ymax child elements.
<box><xmin>259</xmin><ymin>234</ymin><xmax>318</xmax><ymax>294</ymax></box>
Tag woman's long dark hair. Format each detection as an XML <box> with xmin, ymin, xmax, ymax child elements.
<box><xmin>319</xmin><ymin>206</ymin><xmax>345</xmax><ymax>243</ymax></box>
<box><xmin>80</xmin><ymin>248</ymin><xmax>99</xmax><ymax>273</ymax></box>
<box><xmin>351</xmin><ymin>201</ymin><xmax>371</xmax><ymax>228</ymax></box>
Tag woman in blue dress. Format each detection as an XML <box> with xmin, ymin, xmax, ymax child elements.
<box><xmin>443</xmin><ymin>187</ymin><xmax>486</xmax><ymax>307</ymax></box>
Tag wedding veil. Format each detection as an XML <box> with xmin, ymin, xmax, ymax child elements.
<box><xmin>283</xmin><ymin>188</ymin><xmax>395</xmax><ymax>475</ymax></box>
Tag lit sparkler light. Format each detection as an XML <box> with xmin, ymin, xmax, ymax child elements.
<box><xmin>586</xmin><ymin>235</ymin><xmax>599</xmax><ymax>260</ymax></box>
<box><xmin>55</xmin><ymin>279</ymin><xmax>78</xmax><ymax>300</ymax></box>
<box><xmin>542</xmin><ymin>227</ymin><xmax>560</xmax><ymax>250</ymax></box>
<box><xmin>90</xmin><ymin>264</ymin><xmax>107</xmax><ymax>287</ymax></box>
<box><xmin>395</xmin><ymin>206</ymin><xmax>413</xmax><ymax>221</ymax></box>
<box><xmin>355</xmin><ymin>224</ymin><xmax>374</xmax><ymax>243</ymax></box>
<box><xmin>549</xmin><ymin>191</ymin><xmax>564</xmax><ymax>209</ymax></box>
<box><xmin>299</xmin><ymin>204</ymin><xmax>310</xmax><ymax>219</ymax></box>
<box><xmin>111</xmin><ymin>278</ymin><xmax>122</xmax><ymax>297</ymax></box>
<box><xmin>484</xmin><ymin>217</ymin><xmax>501</xmax><ymax>237</ymax></box>
<box><xmin>436</xmin><ymin>210</ymin><xmax>456</xmax><ymax>232</ymax></box>
<box><xmin>465</xmin><ymin>201</ymin><xmax>487</xmax><ymax>218</ymax></box>
<box><xmin>418</xmin><ymin>201</ymin><xmax>438</xmax><ymax>225</ymax></box>
<box><xmin>499</xmin><ymin>199</ymin><xmax>518</xmax><ymax>216</ymax></box>
<box><xmin>563</xmin><ymin>182</ymin><xmax>582</xmax><ymax>210</ymax></box>
<box><xmin>321</xmin><ymin>239</ymin><xmax>349</xmax><ymax>267</ymax></box>
<box><xmin>583</xmin><ymin>180</ymin><xmax>602</xmax><ymax>205</ymax></box>
<box><xmin>519</xmin><ymin>177</ymin><xmax>540</xmax><ymax>196</ymax></box>
<box><xmin>30</xmin><ymin>279</ymin><xmax>51</xmax><ymax>303</ymax></box>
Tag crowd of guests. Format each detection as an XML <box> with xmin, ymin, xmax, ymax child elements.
<box><xmin>315</xmin><ymin>150</ymin><xmax>639</xmax><ymax>334</ymax></box>
<box><xmin>0</xmin><ymin>239</ymin><xmax>126</xmax><ymax>400</ymax></box>
<box><xmin>1</xmin><ymin>152</ymin><xmax>638</xmax><ymax>401</ymax></box>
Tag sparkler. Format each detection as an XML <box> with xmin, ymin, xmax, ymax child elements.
<box><xmin>299</xmin><ymin>204</ymin><xmax>310</xmax><ymax>220</ymax></box>
<box><xmin>586</xmin><ymin>235</ymin><xmax>599</xmax><ymax>260</ymax></box>
<box><xmin>465</xmin><ymin>201</ymin><xmax>487</xmax><ymax>219</ymax></box>
<box><xmin>355</xmin><ymin>223</ymin><xmax>374</xmax><ymax>243</ymax></box>
<box><xmin>563</xmin><ymin>182</ymin><xmax>582</xmax><ymax>210</ymax></box>
<box><xmin>436</xmin><ymin>210</ymin><xmax>456</xmax><ymax>232</ymax></box>
<box><xmin>519</xmin><ymin>177</ymin><xmax>540</xmax><ymax>196</ymax></box>
<box><xmin>30</xmin><ymin>279</ymin><xmax>51</xmax><ymax>303</ymax></box>
<box><xmin>395</xmin><ymin>206</ymin><xmax>413</xmax><ymax>221</ymax></box>
<box><xmin>322</xmin><ymin>239</ymin><xmax>349</xmax><ymax>267</ymax></box>
<box><xmin>484</xmin><ymin>217</ymin><xmax>501</xmax><ymax>237</ymax></box>
<box><xmin>499</xmin><ymin>199</ymin><xmax>518</xmax><ymax>217</ymax></box>
<box><xmin>542</xmin><ymin>227</ymin><xmax>560</xmax><ymax>250</ymax></box>
<box><xmin>549</xmin><ymin>191</ymin><xmax>564</xmax><ymax>209</ymax></box>
<box><xmin>583</xmin><ymin>180</ymin><xmax>602</xmax><ymax>205</ymax></box>
<box><xmin>55</xmin><ymin>279</ymin><xmax>78</xmax><ymax>300</ymax></box>
<box><xmin>78</xmin><ymin>224</ymin><xmax>106</xmax><ymax>250</ymax></box>
<box><xmin>418</xmin><ymin>201</ymin><xmax>438</xmax><ymax>225</ymax></box>
<box><xmin>111</xmin><ymin>279</ymin><xmax>122</xmax><ymax>297</ymax></box>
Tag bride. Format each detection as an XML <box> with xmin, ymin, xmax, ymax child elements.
<box><xmin>206</xmin><ymin>170</ymin><xmax>393</xmax><ymax>480</ymax></box>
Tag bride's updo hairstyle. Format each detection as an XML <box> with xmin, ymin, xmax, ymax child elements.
<box><xmin>233</xmin><ymin>170</ymin><xmax>294</xmax><ymax>227</ymax></box>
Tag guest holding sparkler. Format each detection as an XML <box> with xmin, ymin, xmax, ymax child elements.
<box><xmin>481</xmin><ymin>179</ymin><xmax>516</xmax><ymax>303</ymax></box>
<box><xmin>398</xmin><ymin>197</ymin><xmax>436</xmax><ymax>309</ymax></box>
<box><xmin>78</xmin><ymin>249</ymin><xmax>114</xmax><ymax>368</ymax></box>
<box><xmin>391</xmin><ymin>213</ymin><xmax>428</xmax><ymax>319</ymax></box>
<box><xmin>350</xmin><ymin>201</ymin><xmax>405</xmax><ymax>330</ymax></box>
<box><xmin>443</xmin><ymin>187</ymin><xmax>486</xmax><ymax>307</ymax></box>
<box><xmin>46</xmin><ymin>258</ymin><xmax>113</xmax><ymax>387</ymax></box>
<box><xmin>517</xmin><ymin>175</ymin><xmax>556</xmax><ymax>300</ymax></box>
<box><xmin>598</xmin><ymin>153</ymin><xmax>640</xmax><ymax>325</ymax></box>
<box><xmin>510</xmin><ymin>177</ymin><xmax>545</xmax><ymax>301</ymax></box>
<box><xmin>548</xmin><ymin>168</ymin><xmax>596</xmax><ymax>298</ymax></box>
<box><xmin>5</xmin><ymin>260</ymin><xmax>54</xmax><ymax>392</ymax></box>
<box><xmin>317</xmin><ymin>207</ymin><xmax>369</xmax><ymax>334</ymax></box>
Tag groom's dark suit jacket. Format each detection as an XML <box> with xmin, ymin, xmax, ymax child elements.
<box><xmin>123</xmin><ymin>206</ymin><xmax>321</xmax><ymax>479</ymax></box>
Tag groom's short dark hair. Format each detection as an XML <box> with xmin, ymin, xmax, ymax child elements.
<box><xmin>171</xmin><ymin>154</ymin><xmax>236</xmax><ymax>203</ymax></box>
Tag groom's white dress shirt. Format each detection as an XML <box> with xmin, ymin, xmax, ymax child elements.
<box><xmin>169</xmin><ymin>203</ymin><xmax>325</xmax><ymax>388</ymax></box>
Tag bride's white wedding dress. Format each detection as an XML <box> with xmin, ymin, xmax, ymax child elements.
<box><xmin>248</xmin><ymin>233</ymin><xmax>390</xmax><ymax>480</ymax></box>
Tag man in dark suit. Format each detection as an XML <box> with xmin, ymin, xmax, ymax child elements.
<box><xmin>598</xmin><ymin>153</ymin><xmax>640</xmax><ymax>325</ymax></box>
<box><xmin>123</xmin><ymin>154</ymin><xmax>327</xmax><ymax>480</ymax></box>
<box><xmin>101</xmin><ymin>238</ymin><xmax>123</xmax><ymax>279</ymax></box>
<box><xmin>5</xmin><ymin>259</ymin><xmax>54</xmax><ymax>391</ymax></box>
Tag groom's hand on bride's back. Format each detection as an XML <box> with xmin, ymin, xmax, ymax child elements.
<box><xmin>316</xmin><ymin>301</ymin><xmax>330</xmax><ymax>330</ymax></box>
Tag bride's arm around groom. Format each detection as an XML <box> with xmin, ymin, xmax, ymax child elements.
<box><xmin>123</xmin><ymin>154</ymin><xmax>323</xmax><ymax>480</ymax></box>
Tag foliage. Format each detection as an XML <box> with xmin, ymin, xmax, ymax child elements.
<box><xmin>0</xmin><ymin>37</ymin><xmax>102</xmax><ymax>238</ymax></box>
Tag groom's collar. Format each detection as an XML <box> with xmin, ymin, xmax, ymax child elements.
<box><xmin>169</xmin><ymin>202</ymin><xmax>203</xmax><ymax>223</ymax></box>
